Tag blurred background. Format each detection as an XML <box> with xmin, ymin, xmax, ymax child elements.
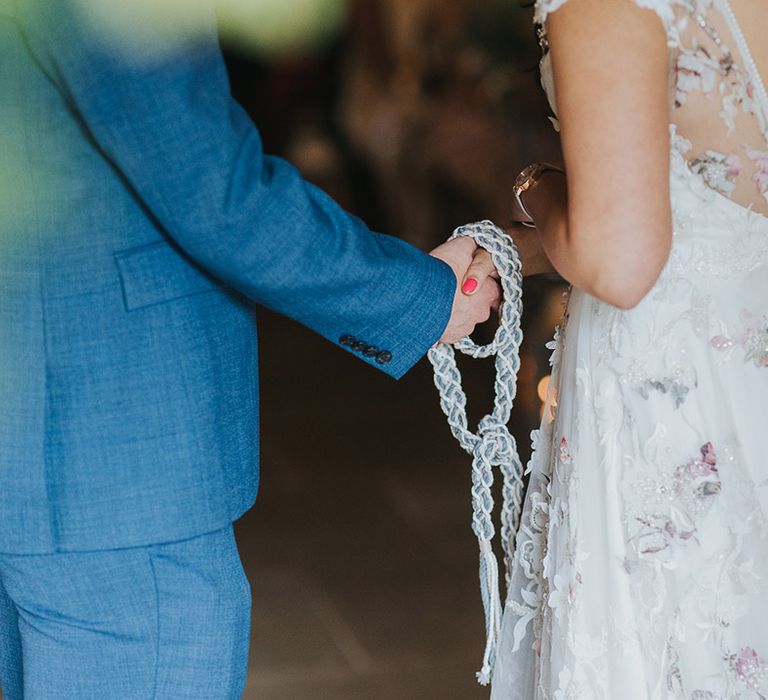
<box><xmin>217</xmin><ymin>0</ymin><xmax>566</xmax><ymax>697</ymax></box>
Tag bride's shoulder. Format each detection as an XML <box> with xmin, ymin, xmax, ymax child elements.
<box><xmin>534</xmin><ymin>0</ymin><xmax>679</xmax><ymax>34</ymax></box>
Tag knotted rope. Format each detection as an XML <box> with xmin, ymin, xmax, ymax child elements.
<box><xmin>428</xmin><ymin>220</ymin><xmax>525</xmax><ymax>686</ymax></box>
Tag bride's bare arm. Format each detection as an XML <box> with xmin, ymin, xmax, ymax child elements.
<box><xmin>524</xmin><ymin>0</ymin><xmax>672</xmax><ymax>309</ymax></box>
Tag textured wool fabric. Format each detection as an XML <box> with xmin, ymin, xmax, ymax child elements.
<box><xmin>0</xmin><ymin>526</ymin><xmax>251</xmax><ymax>699</ymax></box>
<box><xmin>0</xmin><ymin>1</ymin><xmax>455</xmax><ymax>554</ymax></box>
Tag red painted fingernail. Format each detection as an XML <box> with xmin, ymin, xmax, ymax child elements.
<box><xmin>462</xmin><ymin>278</ymin><xmax>478</xmax><ymax>294</ymax></box>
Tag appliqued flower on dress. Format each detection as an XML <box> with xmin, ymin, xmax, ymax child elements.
<box><xmin>548</xmin><ymin>572</ymin><xmax>579</xmax><ymax>624</ymax></box>
<box><xmin>674</xmin><ymin>47</ymin><xmax>721</xmax><ymax>107</ymax></box>
<box><xmin>671</xmin><ymin>135</ymin><xmax>746</xmax><ymax>205</ymax></box>
<box><xmin>553</xmin><ymin>664</ymin><xmax>592</xmax><ymax>700</ymax></box>
<box><xmin>719</xmin><ymin>60</ymin><xmax>758</xmax><ymax>135</ymax></box>
<box><xmin>673</xmin><ymin>441</ymin><xmax>721</xmax><ymax>510</ymax></box>
<box><xmin>630</xmin><ymin>442</ymin><xmax>721</xmax><ymax>557</ymax></box>
<box><xmin>506</xmin><ymin>474</ymin><xmax>552</xmax><ymax>654</ymax></box>
<box><xmin>710</xmin><ymin>334</ymin><xmax>735</xmax><ymax>352</ymax></box>
<box><xmin>666</xmin><ymin>641</ymin><xmax>685</xmax><ymax>694</ymax></box>
<box><xmin>744</xmin><ymin>145</ymin><xmax>768</xmax><ymax>202</ymax></box>
<box><xmin>559</xmin><ymin>437</ymin><xmax>573</xmax><ymax>466</ymax></box>
<box><xmin>711</xmin><ymin>309</ymin><xmax>768</xmax><ymax>368</ymax></box>
<box><xmin>668</xmin><ymin>0</ymin><xmax>768</xmax><ymax>215</ymax></box>
<box><xmin>743</xmin><ymin>327</ymin><xmax>768</xmax><ymax>367</ymax></box>
<box><xmin>727</xmin><ymin>646</ymin><xmax>768</xmax><ymax>695</ymax></box>
<box><xmin>673</xmin><ymin>38</ymin><xmax>759</xmax><ymax>135</ymax></box>
<box><xmin>689</xmin><ymin>150</ymin><xmax>743</xmax><ymax>196</ymax></box>
<box><xmin>636</xmin><ymin>376</ymin><xmax>692</xmax><ymax>408</ymax></box>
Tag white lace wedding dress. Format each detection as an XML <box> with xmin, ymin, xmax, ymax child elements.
<box><xmin>492</xmin><ymin>0</ymin><xmax>768</xmax><ymax>697</ymax></box>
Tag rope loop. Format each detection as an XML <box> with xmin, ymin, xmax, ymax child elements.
<box><xmin>427</xmin><ymin>220</ymin><xmax>525</xmax><ymax>686</ymax></box>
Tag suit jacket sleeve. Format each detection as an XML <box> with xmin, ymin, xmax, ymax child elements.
<box><xmin>15</xmin><ymin>0</ymin><xmax>456</xmax><ymax>379</ymax></box>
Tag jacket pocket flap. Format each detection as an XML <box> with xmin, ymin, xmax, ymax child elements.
<box><xmin>115</xmin><ymin>240</ymin><xmax>218</xmax><ymax>311</ymax></box>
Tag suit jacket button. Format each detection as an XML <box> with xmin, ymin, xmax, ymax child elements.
<box><xmin>376</xmin><ymin>350</ymin><xmax>393</xmax><ymax>365</ymax></box>
<box><xmin>340</xmin><ymin>335</ymin><xmax>355</xmax><ymax>347</ymax></box>
<box><xmin>352</xmin><ymin>340</ymin><xmax>368</xmax><ymax>352</ymax></box>
<box><xmin>363</xmin><ymin>346</ymin><xmax>379</xmax><ymax>358</ymax></box>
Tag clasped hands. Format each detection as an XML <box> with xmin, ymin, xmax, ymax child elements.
<box><xmin>430</xmin><ymin>223</ymin><xmax>553</xmax><ymax>344</ymax></box>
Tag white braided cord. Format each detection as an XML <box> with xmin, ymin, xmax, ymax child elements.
<box><xmin>427</xmin><ymin>220</ymin><xmax>525</xmax><ymax>686</ymax></box>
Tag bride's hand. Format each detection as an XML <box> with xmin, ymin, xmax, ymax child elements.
<box><xmin>460</xmin><ymin>223</ymin><xmax>556</xmax><ymax>296</ymax></box>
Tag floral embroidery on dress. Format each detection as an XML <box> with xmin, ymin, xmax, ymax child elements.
<box><xmin>666</xmin><ymin>641</ymin><xmax>685</xmax><ymax>694</ymax></box>
<box><xmin>636</xmin><ymin>376</ymin><xmax>693</xmax><ymax>408</ymax></box>
<box><xmin>689</xmin><ymin>150</ymin><xmax>743</xmax><ymax>195</ymax></box>
<box><xmin>548</xmin><ymin>572</ymin><xmax>579</xmax><ymax>624</ymax></box>
<box><xmin>674</xmin><ymin>47</ymin><xmax>722</xmax><ymax>106</ymax></box>
<box><xmin>501</xmin><ymin>323</ymin><xmax>570</xmax><ymax>659</ymax></box>
<box><xmin>710</xmin><ymin>334</ymin><xmax>735</xmax><ymax>352</ymax></box>
<box><xmin>672</xmin><ymin>441</ymin><xmax>721</xmax><ymax>512</ymax></box>
<box><xmin>744</xmin><ymin>145</ymin><xmax>768</xmax><ymax>201</ymax></box>
<box><xmin>553</xmin><ymin>665</ymin><xmax>591</xmax><ymax>700</ymax></box>
<box><xmin>711</xmin><ymin>309</ymin><xmax>768</xmax><ymax>367</ymax></box>
<box><xmin>727</xmin><ymin>646</ymin><xmax>768</xmax><ymax>695</ymax></box>
<box><xmin>719</xmin><ymin>59</ymin><xmax>759</xmax><ymax>136</ymax></box>
<box><xmin>667</xmin><ymin>0</ymin><xmax>768</xmax><ymax>215</ymax></box>
<box><xmin>629</xmin><ymin>442</ymin><xmax>721</xmax><ymax>557</ymax></box>
<box><xmin>506</xmin><ymin>474</ymin><xmax>551</xmax><ymax>652</ymax></box>
<box><xmin>744</xmin><ymin>327</ymin><xmax>768</xmax><ymax>367</ymax></box>
<box><xmin>674</xmin><ymin>135</ymin><xmax>754</xmax><ymax>206</ymax></box>
<box><xmin>672</xmin><ymin>15</ymin><xmax>760</xmax><ymax>136</ymax></box>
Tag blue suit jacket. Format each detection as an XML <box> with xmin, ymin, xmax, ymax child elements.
<box><xmin>0</xmin><ymin>0</ymin><xmax>454</xmax><ymax>553</ymax></box>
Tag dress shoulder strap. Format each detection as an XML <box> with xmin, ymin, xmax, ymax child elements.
<box><xmin>534</xmin><ymin>0</ymin><xmax>679</xmax><ymax>46</ymax></box>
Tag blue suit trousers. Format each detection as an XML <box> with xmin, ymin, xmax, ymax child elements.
<box><xmin>0</xmin><ymin>527</ymin><xmax>251</xmax><ymax>699</ymax></box>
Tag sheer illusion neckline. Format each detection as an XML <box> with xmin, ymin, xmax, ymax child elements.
<box><xmin>719</xmin><ymin>0</ymin><xmax>768</xmax><ymax>132</ymax></box>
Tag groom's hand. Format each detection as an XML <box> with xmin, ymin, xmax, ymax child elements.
<box><xmin>461</xmin><ymin>224</ymin><xmax>556</xmax><ymax>285</ymax></box>
<box><xmin>430</xmin><ymin>237</ymin><xmax>501</xmax><ymax>345</ymax></box>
